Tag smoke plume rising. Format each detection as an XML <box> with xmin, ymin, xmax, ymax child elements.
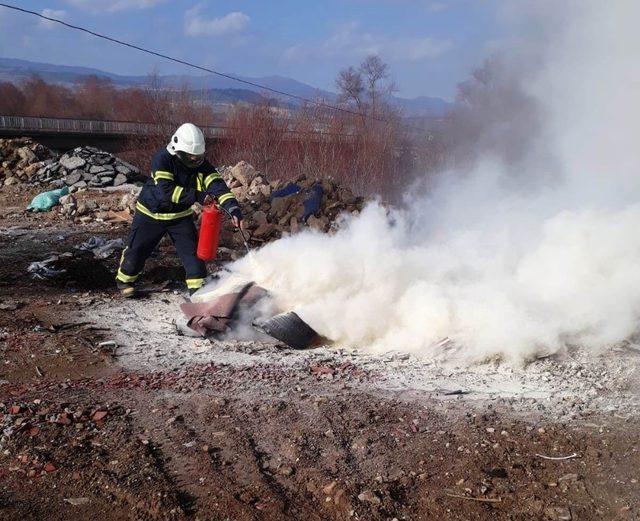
<box><xmin>230</xmin><ymin>1</ymin><xmax>640</xmax><ymax>362</ymax></box>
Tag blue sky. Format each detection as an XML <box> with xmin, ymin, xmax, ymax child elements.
<box><xmin>0</xmin><ymin>1</ymin><xmax>506</xmax><ymax>100</ymax></box>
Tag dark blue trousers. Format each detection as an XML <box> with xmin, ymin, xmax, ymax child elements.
<box><xmin>116</xmin><ymin>212</ymin><xmax>206</xmax><ymax>290</ymax></box>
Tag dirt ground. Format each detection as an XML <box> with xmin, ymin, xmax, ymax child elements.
<box><xmin>2</xmin><ymin>184</ymin><xmax>640</xmax><ymax>521</ymax></box>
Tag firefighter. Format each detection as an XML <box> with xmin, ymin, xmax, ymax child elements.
<box><xmin>115</xmin><ymin>123</ymin><xmax>243</xmax><ymax>298</ymax></box>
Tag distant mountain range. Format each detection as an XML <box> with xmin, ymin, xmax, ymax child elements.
<box><xmin>0</xmin><ymin>57</ymin><xmax>452</xmax><ymax>118</ymax></box>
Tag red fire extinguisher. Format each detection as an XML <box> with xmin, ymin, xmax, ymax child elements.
<box><xmin>197</xmin><ymin>204</ymin><xmax>222</xmax><ymax>261</ymax></box>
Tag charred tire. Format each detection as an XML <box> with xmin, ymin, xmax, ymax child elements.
<box><xmin>259</xmin><ymin>312</ymin><xmax>319</xmax><ymax>350</ymax></box>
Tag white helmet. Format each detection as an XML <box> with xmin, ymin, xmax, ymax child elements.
<box><xmin>167</xmin><ymin>123</ymin><xmax>205</xmax><ymax>159</ymax></box>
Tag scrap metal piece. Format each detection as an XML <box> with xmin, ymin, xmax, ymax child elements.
<box><xmin>180</xmin><ymin>287</ymin><xmax>250</xmax><ymax>336</ymax></box>
<box><xmin>180</xmin><ymin>281</ymin><xmax>270</xmax><ymax>337</ymax></box>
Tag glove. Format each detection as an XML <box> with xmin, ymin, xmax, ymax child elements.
<box><xmin>227</xmin><ymin>205</ymin><xmax>243</xmax><ymax>229</ymax></box>
<box><xmin>228</xmin><ymin>205</ymin><xmax>242</xmax><ymax>221</ymax></box>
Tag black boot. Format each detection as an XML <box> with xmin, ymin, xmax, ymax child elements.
<box><xmin>117</xmin><ymin>281</ymin><xmax>137</xmax><ymax>298</ymax></box>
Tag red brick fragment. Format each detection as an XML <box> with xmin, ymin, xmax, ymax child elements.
<box><xmin>92</xmin><ymin>410</ymin><xmax>108</xmax><ymax>421</ymax></box>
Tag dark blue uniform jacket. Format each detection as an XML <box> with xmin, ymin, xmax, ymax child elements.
<box><xmin>136</xmin><ymin>149</ymin><xmax>239</xmax><ymax>220</ymax></box>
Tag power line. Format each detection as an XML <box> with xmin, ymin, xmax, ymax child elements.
<box><xmin>0</xmin><ymin>3</ymin><xmax>427</xmax><ymax>132</ymax></box>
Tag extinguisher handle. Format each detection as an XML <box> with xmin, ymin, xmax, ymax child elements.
<box><xmin>203</xmin><ymin>194</ymin><xmax>215</xmax><ymax>207</ymax></box>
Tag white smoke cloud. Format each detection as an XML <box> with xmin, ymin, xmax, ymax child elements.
<box><xmin>230</xmin><ymin>0</ymin><xmax>640</xmax><ymax>363</ymax></box>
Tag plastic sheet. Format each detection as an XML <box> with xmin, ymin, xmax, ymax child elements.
<box><xmin>26</xmin><ymin>187</ymin><xmax>69</xmax><ymax>212</ymax></box>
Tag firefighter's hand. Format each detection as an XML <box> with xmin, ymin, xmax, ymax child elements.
<box><xmin>233</xmin><ymin>216</ymin><xmax>245</xmax><ymax>230</ymax></box>
<box><xmin>229</xmin><ymin>207</ymin><xmax>244</xmax><ymax>230</ymax></box>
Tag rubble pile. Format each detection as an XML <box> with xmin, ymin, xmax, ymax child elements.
<box><xmin>39</xmin><ymin>146</ymin><xmax>141</xmax><ymax>189</ymax></box>
<box><xmin>219</xmin><ymin>161</ymin><xmax>365</xmax><ymax>245</ymax></box>
<box><xmin>57</xmin><ymin>186</ymin><xmax>140</xmax><ymax>223</ymax></box>
<box><xmin>0</xmin><ymin>138</ymin><xmax>366</xmax><ymax>249</ymax></box>
<box><xmin>54</xmin><ymin>160</ymin><xmax>365</xmax><ymax>240</ymax></box>
<box><xmin>0</xmin><ymin>138</ymin><xmax>58</xmax><ymax>186</ymax></box>
<box><xmin>0</xmin><ymin>139</ymin><xmax>141</xmax><ymax>190</ymax></box>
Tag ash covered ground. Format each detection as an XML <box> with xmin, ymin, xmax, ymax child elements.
<box><xmin>2</xmin><ymin>184</ymin><xmax>640</xmax><ymax>521</ymax></box>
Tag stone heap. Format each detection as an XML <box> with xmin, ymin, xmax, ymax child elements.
<box><xmin>37</xmin><ymin>146</ymin><xmax>141</xmax><ymax>190</ymax></box>
<box><xmin>218</xmin><ymin>161</ymin><xmax>365</xmax><ymax>247</ymax></box>
<box><xmin>0</xmin><ymin>138</ymin><xmax>58</xmax><ymax>186</ymax></box>
<box><xmin>57</xmin><ymin>186</ymin><xmax>141</xmax><ymax>222</ymax></box>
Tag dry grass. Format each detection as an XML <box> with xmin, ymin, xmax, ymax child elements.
<box><xmin>1</xmin><ymin>75</ymin><xmax>445</xmax><ymax>198</ymax></box>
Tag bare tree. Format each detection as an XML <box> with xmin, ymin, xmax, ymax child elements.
<box><xmin>337</xmin><ymin>56</ymin><xmax>396</xmax><ymax>119</ymax></box>
<box><xmin>0</xmin><ymin>82</ymin><xmax>26</xmax><ymax>115</ymax></box>
<box><xmin>75</xmin><ymin>75</ymin><xmax>116</xmax><ymax>120</ymax></box>
<box><xmin>335</xmin><ymin>66</ymin><xmax>365</xmax><ymax>111</ymax></box>
<box><xmin>219</xmin><ymin>103</ymin><xmax>287</xmax><ymax>177</ymax></box>
<box><xmin>359</xmin><ymin>55</ymin><xmax>394</xmax><ymax>116</ymax></box>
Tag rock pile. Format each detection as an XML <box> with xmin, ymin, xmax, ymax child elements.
<box><xmin>53</xmin><ymin>160</ymin><xmax>365</xmax><ymax>240</ymax></box>
<box><xmin>57</xmin><ymin>186</ymin><xmax>141</xmax><ymax>223</ymax></box>
<box><xmin>0</xmin><ymin>138</ymin><xmax>58</xmax><ymax>186</ymax></box>
<box><xmin>39</xmin><ymin>146</ymin><xmax>141</xmax><ymax>190</ymax></box>
<box><xmin>218</xmin><ymin>161</ymin><xmax>365</xmax><ymax>247</ymax></box>
<box><xmin>0</xmin><ymin>140</ymin><xmax>142</xmax><ymax>190</ymax></box>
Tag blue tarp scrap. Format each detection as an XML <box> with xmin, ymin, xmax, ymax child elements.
<box><xmin>270</xmin><ymin>183</ymin><xmax>301</xmax><ymax>200</ymax></box>
<box><xmin>270</xmin><ymin>182</ymin><xmax>324</xmax><ymax>223</ymax></box>
<box><xmin>302</xmin><ymin>184</ymin><xmax>323</xmax><ymax>221</ymax></box>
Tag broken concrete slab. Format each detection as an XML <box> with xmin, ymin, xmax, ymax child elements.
<box><xmin>65</xmin><ymin>172</ymin><xmax>82</xmax><ymax>185</ymax></box>
<box><xmin>60</xmin><ymin>156</ymin><xmax>86</xmax><ymax>171</ymax></box>
<box><xmin>112</xmin><ymin>173</ymin><xmax>128</xmax><ymax>186</ymax></box>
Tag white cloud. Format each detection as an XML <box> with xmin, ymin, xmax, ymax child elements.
<box><xmin>66</xmin><ymin>0</ymin><xmax>165</xmax><ymax>12</ymax></box>
<box><xmin>39</xmin><ymin>8</ymin><xmax>67</xmax><ymax>29</ymax></box>
<box><xmin>284</xmin><ymin>22</ymin><xmax>377</xmax><ymax>62</ymax></box>
<box><xmin>184</xmin><ymin>4</ymin><xmax>250</xmax><ymax>37</ymax></box>
<box><xmin>284</xmin><ymin>22</ymin><xmax>452</xmax><ymax>64</ymax></box>
<box><xmin>400</xmin><ymin>37</ymin><xmax>453</xmax><ymax>60</ymax></box>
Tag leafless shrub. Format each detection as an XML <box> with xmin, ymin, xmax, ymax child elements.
<box><xmin>0</xmin><ymin>66</ymin><xmax>442</xmax><ymax>199</ymax></box>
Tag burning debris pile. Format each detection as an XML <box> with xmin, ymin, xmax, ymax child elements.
<box><xmin>39</xmin><ymin>146</ymin><xmax>141</xmax><ymax>189</ymax></box>
<box><xmin>219</xmin><ymin>161</ymin><xmax>366</xmax><ymax>248</ymax></box>
<box><xmin>0</xmin><ymin>138</ymin><xmax>58</xmax><ymax>186</ymax></box>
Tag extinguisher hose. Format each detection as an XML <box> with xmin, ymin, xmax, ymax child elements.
<box><xmin>215</xmin><ymin>204</ymin><xmax>251</xmax><ymax>254</ymax></box>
